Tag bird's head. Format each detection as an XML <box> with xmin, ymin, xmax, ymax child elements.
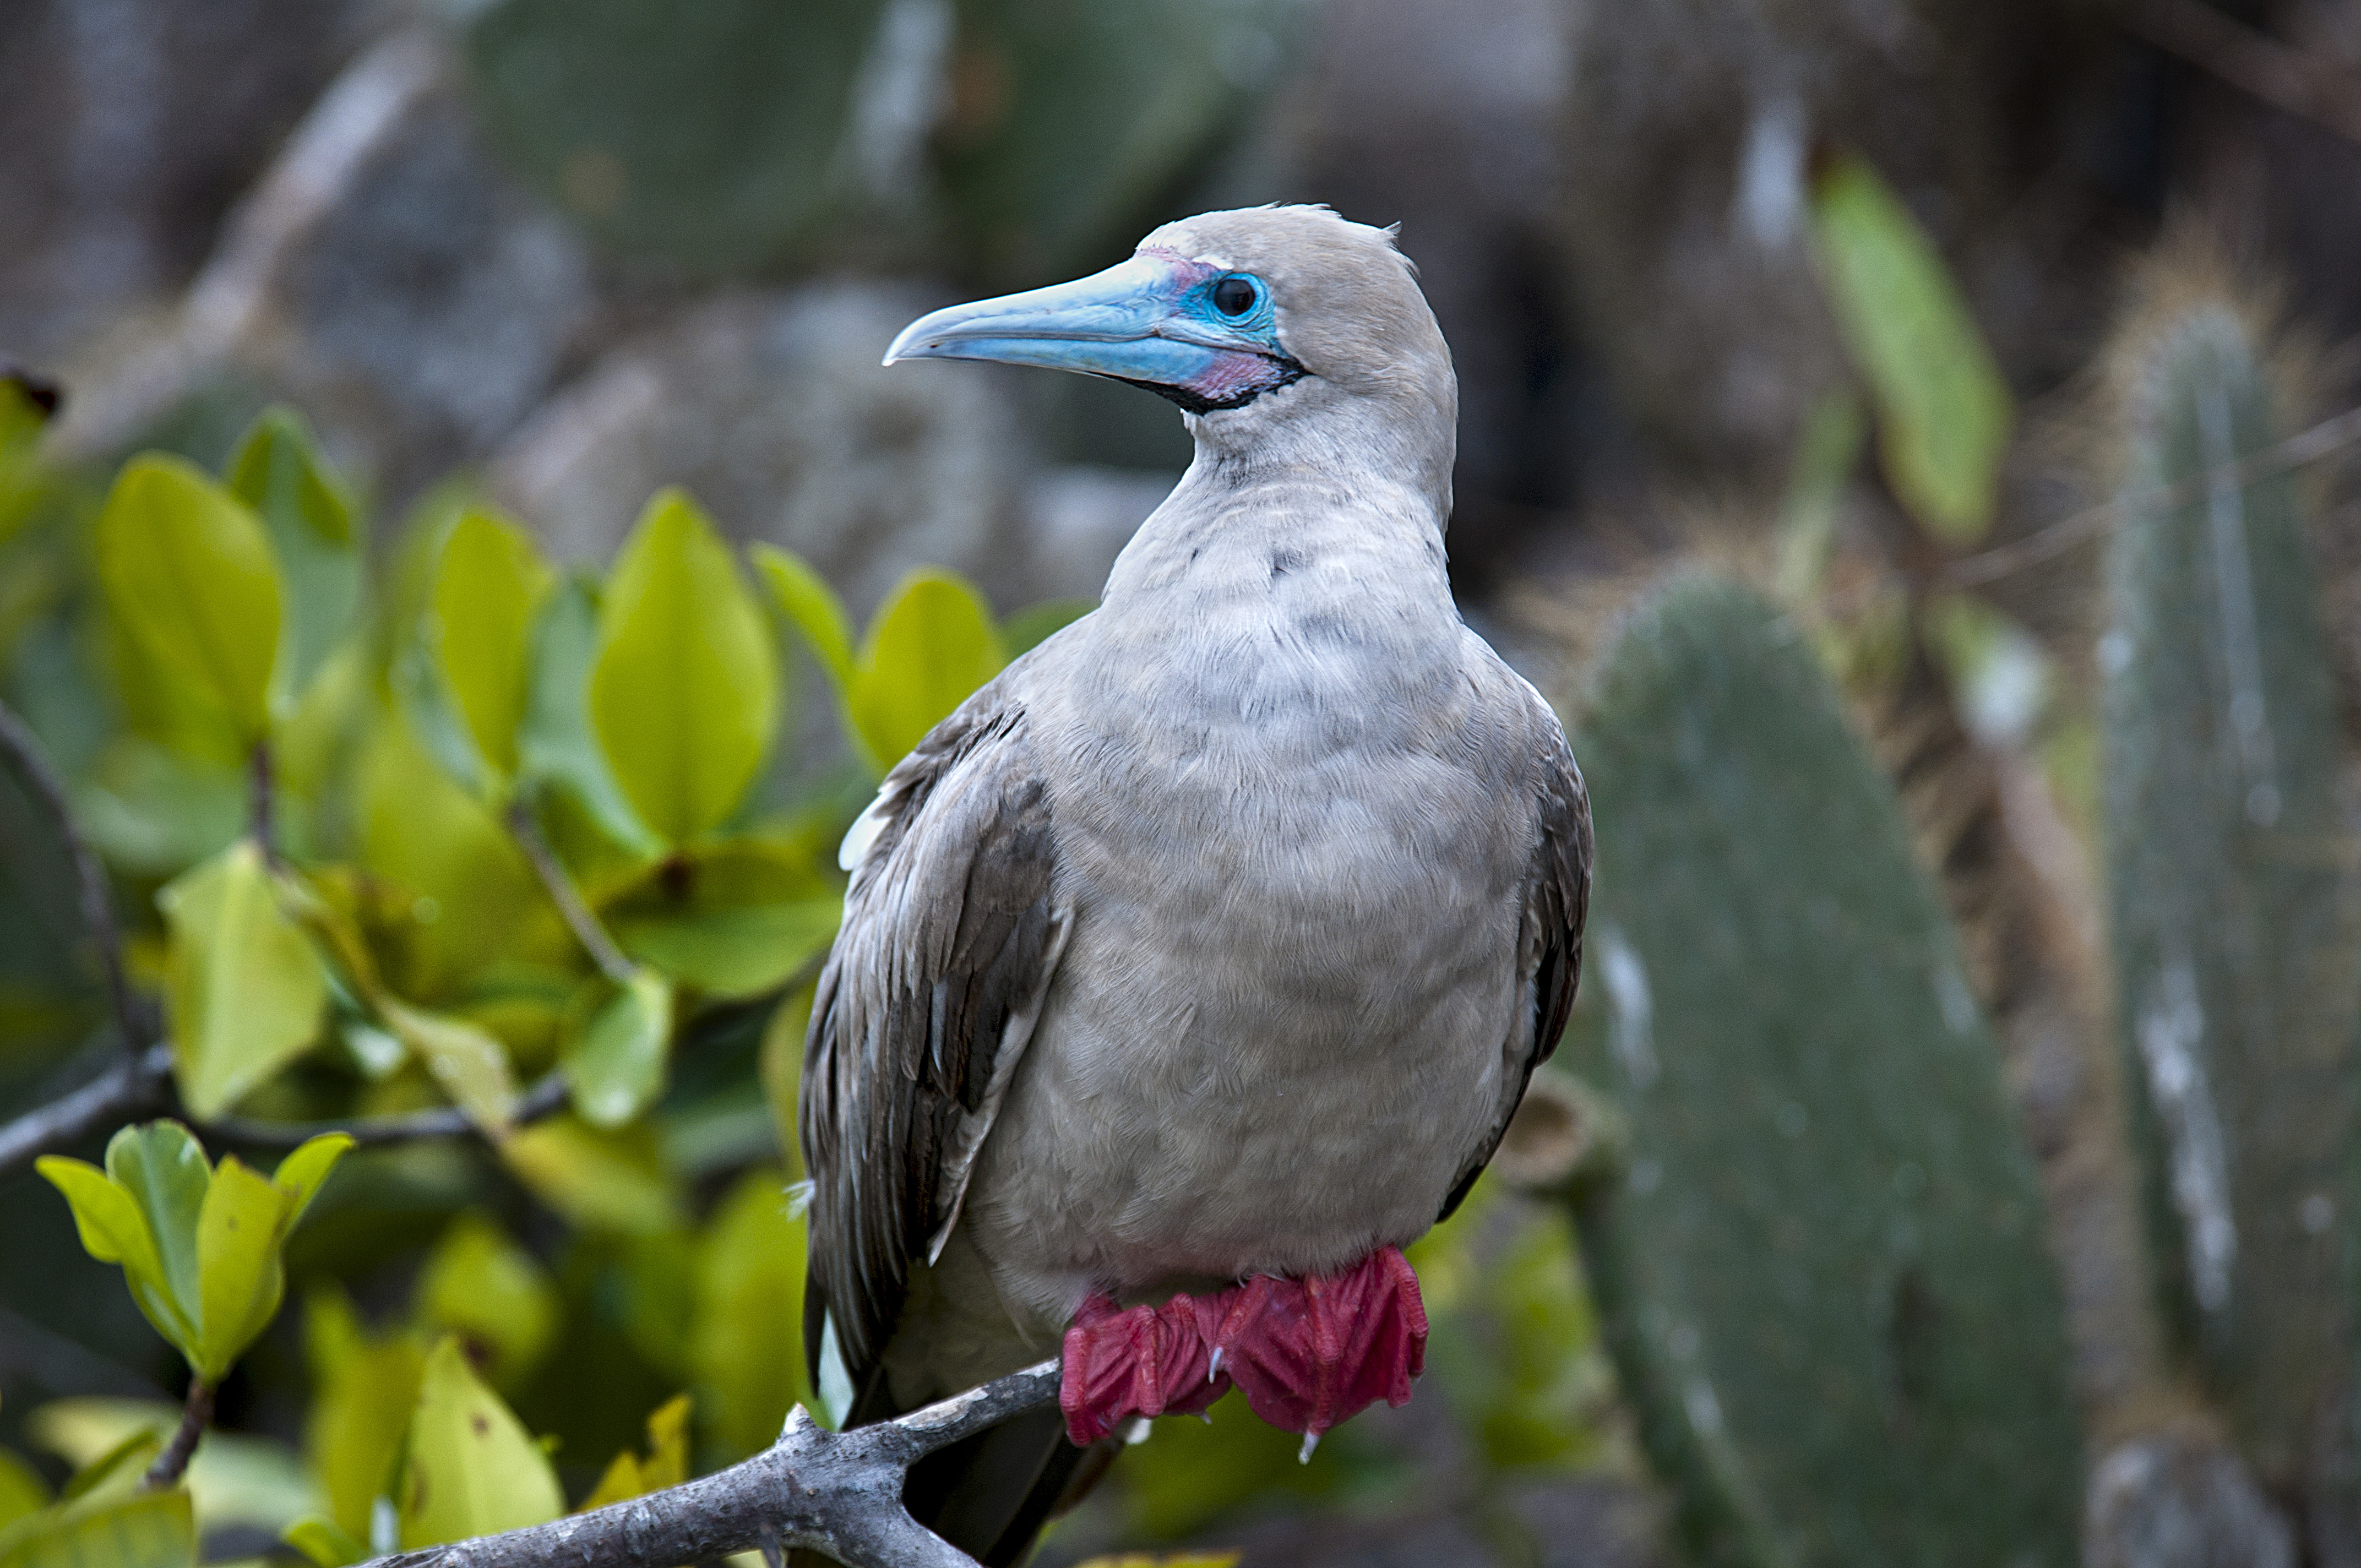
<box><xmin>885</xmin><ymin>205</ymin><xmax>1456</xmax><ymax>504</ymax></box>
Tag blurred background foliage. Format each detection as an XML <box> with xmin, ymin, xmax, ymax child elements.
<box><xmin>3</xmin><ymin>1</ymin><xmax>2361</xmax><ymax>1566</ymax></box>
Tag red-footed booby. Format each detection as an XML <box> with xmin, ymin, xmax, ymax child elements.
<box><xmin>797</xmin><ymin>204</ymin><xmax>1591</xmax><ymax>1565</ymax></box>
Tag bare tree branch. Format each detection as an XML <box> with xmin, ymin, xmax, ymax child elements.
<box><xmin>0</xmin><ymin>1044</ymin><xmax>175</xmax><ymax>1171</ymax></box>
<box><xmin>360</xmin><ymin>1360</ymin><xmax>1064</xmax><ymax>1568</ymax></box>
<box><xmin>508</xmin><ymin>800</ymin><xmax>637</xmax><ymax>985</ymax></box>
<box><xmin>0</xmin><ymin>697</ymin><xmax>146</xmax><ymax>1062</ymax></box>
<box><xmin>143</xmin><ymin>1378</ymin><xmax>215</xmax><ymax>1490</ymax></box>
<box><xmin>203</xmin><ymin>1071</ymin><xmax>572</xmax><ymax>1150</ymax></box>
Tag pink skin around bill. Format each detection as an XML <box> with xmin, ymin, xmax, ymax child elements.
<box><xmin>1058</xmin><ymin>1245</ymin><xmax>1429</xmax><ymax>1447</ymax></box>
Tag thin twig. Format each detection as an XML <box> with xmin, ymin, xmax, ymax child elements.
<box><xmin>2117</xmin><ymin>0</ymin><xmax>2361</xmax><ymax>145</ymax></box>
<box><xmin>0</xmin><ymin>698</ymin><xmax>145</xmax><ymax>1060</ymax></box>
<box><xmin>143</xmin><ymin>1378</ymin><xmax>214</xmax><ymax>1489</ymax></box>
<box><xmin>359</xmin><ymin>1360</ymin><xmax>1064</xmax><ymax>1568</ymax></box>
<box><xmin>248</xmin><ymin>743</ymin><xmax>280</xmax><ymax>868</ymax></box>
<box><xmin>0</xmin><ymin>1044</ymin><xmax>174</xmax><ymax>1172</ymax></box>
<box><xmin>1941</xmin><ymin>401</ymin><xmax>2361</xmax><ymax>587</ymax></box>
<box><xmin>202</xmin><ymin>1071</ymin><xmax>572</xmax><ymax>1151</ymax></box>
<box><xmin>507</xmin><ymin>801</ymin><xmax>636</xmax><ymax>984</ymax></box>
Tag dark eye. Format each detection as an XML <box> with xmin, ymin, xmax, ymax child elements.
<box><xmin>1212</xmin><ymin>276</ymin><xmax>1257</xmax><ymax>317</ymax></box>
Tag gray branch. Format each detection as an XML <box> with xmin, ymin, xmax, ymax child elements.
<box><xmin>0</xmin><ymin>1044</ymin><xmax>175</xmax><ymax>1171</ymax></box>
<box><xmin>360</xmin><ymin>1360</ymin><xmax>1065</xmax><ymax>1568</ymax></box>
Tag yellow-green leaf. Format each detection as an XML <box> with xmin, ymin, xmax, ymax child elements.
<box><xmin>562</xmin><ymin>971</ymin><xmax>673</xmax><ymax>1129</ymax></box>
<box><xmin>750</xmin><ymin>543</ymin><xmax>853</xmax><ymax>692</ymax></box>
<box><xmin>1808</xmin><ymin>153</ymin><xmax>2012</xmax><ymax>545</ymax></box>
<box><xmin>848</xmin><ymin>569</ymin><xmax>1005</xmax><ymax>772</ymax></box>
<box><xmin>0</xmin><ymin>1453</ymin><xmax>51</xmax><ymax>1533</ymax></box>
<box><xmin>414</xmin><ymin>1214</ymin><xmax>557</xmax><ymax>1390</ymax></box>
<box><xmin>604</xmin><ymin>837</ymin><xmax>840</xmax><ymax>1000</ymax></box>
<box><xmin>428</xmin><ymin>511</ymin><xmax>552</xmax><ymax>787</ymax></box>
<box><xmin>395</xmin><ymin>1337</ymin><xmax>562</xmax><ymax>1549</ymax></box>
<box><xmin>302</xmin><ymin>1289</ymin><xmax>425</xmax><ymax>1541</ymax></box>
<box><xmin>502</xmin><ymin>1117</ymin><xmax>683</xmax><ymax>1235</ymax></box>
<box><xmin>589</xmin><ymin>491</ymin><xmax>780</xmax><ymax>843</ymax></box>
<box><xmin>380</xmin><ymin>1000</ymin><xmax>518</xmax><ymax>1134</ymax></box>
<box><xmin>575</xmin><ymin>1395</ymin><xmax>689</xmax><ymax>1511</ymax></box>
<box><xmin>0</xmin><ymin>1485</ymin><xmax>193</xmax><ymax>1568</ymax></box>
<box><xmin>33</xmin><ymin>1161</ymin><xmax>185</xmax><ymax>1355</ymax></box>
<box><xmin>516</xmin><ymin>578</ymin><xmax>664</xmax><ymax>857</ymax></box>
<box><xmin>158</xmin><ymin>841</ymin><xmax>329</xmax><ymax>1119</ymax></box>
<box><xmin>225</xmin><ymin>408</ymin><xmax>360</xmax><ymax>699</ymax></box>
<box><xmin>271</xmin><ymin>1133</ymin><xmax>355</xmax><ymax>1224</ymax></box>
<box><xmin>690</xmin><ymin>1169</ymin><xmax>809</xmax><ymax>1462</ymax></box>
<box><xmin>95</xmin><ymin>455</ymin><xmax>282</xmax><ymax>742</ymax></box>
<box><xmin>281</xmin><ymin>1517</ymin><xmax>365</xmax><ymax>1568</ymax></box>
<box><xmin>193</xmin><ymin>1157</ymin><xmax>298</xmax><ymax>1380</ymax></box>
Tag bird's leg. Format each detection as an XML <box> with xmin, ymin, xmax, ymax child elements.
<box><xmin>1056</xmin><ymin>1247</ymin><xmax>1428</xmax><ymax>1449</ymax></box>
<box><xmin>1058</xmin><ymin>1291</ymin><xmax>1228</xmax><ymax>1445</ymax></box>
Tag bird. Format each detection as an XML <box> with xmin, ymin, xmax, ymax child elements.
<box><xmin>796</xmin><ymin>204</ymin><xmax>1591</xmax><ymax>1567</ymax></box>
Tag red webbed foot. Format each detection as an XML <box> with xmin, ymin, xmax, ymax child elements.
<box><xmin>1057</xmin><ymin>1247</ymin><xmax>1428</xmax><ymax>1450</ymax></box>
<box><xmin>1059</xmin><ymin>1291</ymin><xmax>1230</xmax><ymax>1445</ymax></box>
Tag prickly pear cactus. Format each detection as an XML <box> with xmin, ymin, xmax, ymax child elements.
<box><xmin>463</xmin><ymin>0</ymin><xmax>888</xmax><ymax>274</ymax></box>
<box><xmin>1562</xmin><ymin>575</ymin><xmax>2080</xmax><ymax>1568</ymax></box>
<box><xmin>2099</xmin><ymin>295</ymin><xmax>2360</xmax><ymax>1484</ymax></box>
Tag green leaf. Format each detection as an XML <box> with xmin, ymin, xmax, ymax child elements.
<box><xmin>0</xmin><ymin>1454</ymin><xmax>47</xmax><ymax>1534</ymax></box>
<box><xmin>847</xmin><ymin>569</ymin><xmax>1007</xmax><ymax>772</ymax></box>
<box><xmin>224</xmin><ymin>408</ymin><xmax>361</xmax><ymax>700</ymax></box>
<box><xmin>396</xmin><ymin>1338</ymin><xmax>563</xmax><ymax>1549</ymax></box>
<box><xmin>281</xmin><ymin>1517</ymin><xmax>366</xmax><ymax>1568</ymax></box>
<box><xmin>518</xmin><ymin>578</ymin><xmax>663</xmax><ymax>857</ymax></box>
<box><xmin>502</xmin><ymin>1117</ymin><xmax>683</xmax><ymax>1235</ymax></box>
<box><xmin>94</xmin><ymin>455</ymin><xmax>283</xmax><ymax>743</ymax></box>
<box><xmin>25</xmin><ymin>1400</ymin><xmax>317</xmax><ymax>1539</ymax></box>
<box><xmin>380</xmin><ymin>1000</ymin><xmax>519</xmax><ymax>1133</ymax></box>
<box><xmin>576</xmin><ymin>1395</ymin><xmax>690</xmax><ymax>1511</ymax></box>
<box><xmin>414</xmin><ymin>1213</ymin><xmax>558</xmax><ymax>1389</ymax></box>
<box><xmin>33</xmin><ymin>1160</ymin><xmax>186</xmax><ymax>1354</ymax></box>
<box><xmin>100</xmin><ymin>1125</ymin><xmax>212</xmax><ymax>1359</ymax></box>
<box><xmin>271</xmin><ymin>1134</ymin><xmax>355</xmax><ymax>1224</ymax></box>
<box><xmin>428</xmin><ymin>511</ymin><xmax>552</xmax><ymax>790</ymax></box>
<box><xmin>157</xmin><ymin>840</ymin><xmax>330</xmax><ymax>1119</ymax></box>
<box><xmin>302</xmin><ymin>1289</ymin><xmax>425</xmax><ymax>1541</ymax></box>
<box><xmin>1000</xmin><ymin>597</ymin><xmax>1095</xmax><ymax>658</ymax></box>
<box><xmin>193</xmin><ymin>1157</ymin><xmax>299</xmax><ymax>1380</ymax></box>
<box><xmin>1809</xmin><ymin>153</ymin><xmax>2013</xmax><ymax>545</ymax></box>
<box><xmin>750</xmin><ymin>543</ymin><xmax>854</xmax><ymax>693</ymax></box>
<box><xmin>0</xmin><ymin>1485</ymin><xmax>193</xmax><ymax>1568</ymax></box>
<box><xmin>691</xmin><ymin>1169</ymin><xmax>809</xmax><ymax>1462</ymax></box>
<box><xmin>604</xmin><ymin>837</ymin><xmax>840</xmax><ymax>1000</ymax></box>
<box><xmin>562</xmin><ymin>970</ymin><xmax>673</xmax><ymax>1129</ymax></box>
<box><xmin>589</xmin><ymin>491</ymin><xmax>780</xmax><ymax>843</ymax></box>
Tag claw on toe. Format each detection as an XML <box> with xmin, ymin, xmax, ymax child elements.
<box><xmin>1057</xmin><ymin>1247</ymin><xmax>1429</xmax><ymax>1449</ymax></box>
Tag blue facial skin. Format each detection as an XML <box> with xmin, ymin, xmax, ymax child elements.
<box><xmin>883</xmin><ymin>252</ymin><xmax>1301</xmax><ymax>410</ymax></box>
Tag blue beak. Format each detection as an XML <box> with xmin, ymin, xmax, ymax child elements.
<box><xmin>884</xmin><ymin>250</ymin><xmax>1302</xmax><ymax>411</ymax></box>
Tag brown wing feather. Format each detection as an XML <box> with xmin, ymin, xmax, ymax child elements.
<box><xmin>1438</xmin><ymin>723</ymin><xmax>1592</xmax><ymax>1221</ymax></box>
<box><xmin>799</xmin><ymin>700</ymin><xmax>1065</xmax><ymax>1398</ymax></box>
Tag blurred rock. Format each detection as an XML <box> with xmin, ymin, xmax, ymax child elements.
<box><xmin>489</xmin><ymin>285</ymin><xmax>1054</xmax><ymax>611</ymax></box>
<box><xmin>56</xmin><ymin>28</ymin><xmax>600</xmax><ymax>505</ymax></box>
<box><xmin>2086</xmin><ymin>1430</ymin><xmax>2297</xmax><ymax>1568</ymax></box>
<box><xmin>0</xmin><ymin>0</ymin><xmax>391</xmax><ymax>363</ymax></box>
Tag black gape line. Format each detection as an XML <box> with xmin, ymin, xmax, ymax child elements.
<box><xmin>1109</xmin><ymin>352</ymin><xmax>1309</xmax><ymax>416</ymax></box>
